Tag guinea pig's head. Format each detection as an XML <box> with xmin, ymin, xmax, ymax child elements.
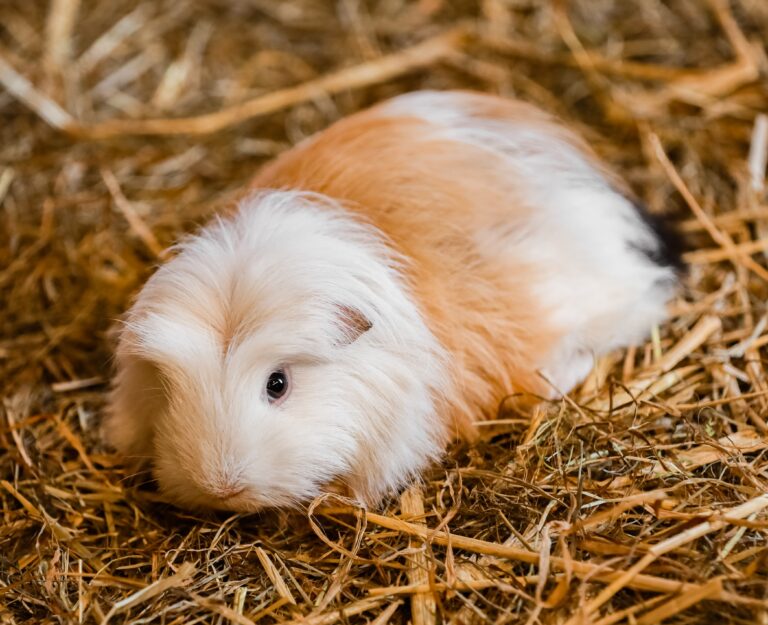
<box><xmin>105</xmin><ymin>191</ymin><xmax>449</xmax><ymax>511</ymax></box>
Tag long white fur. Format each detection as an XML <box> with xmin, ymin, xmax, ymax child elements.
<box><xmin>380</xmin><ymin>91</ymin><xmax>677</xmax><ymax>393</ymax></box>
<box><xmin>107</xmin><ymin>191</ymin><xmax>449</xmax><ymax>509</ymax></box>
<box><xmin>108</xmin><ymin>91</ymin><xmax>678</xmax><ymax>511</ymax></box>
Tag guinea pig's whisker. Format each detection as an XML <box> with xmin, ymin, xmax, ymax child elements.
<box><xmin>119</xmin><ymin>469</ymin><xmax>156</xmax><ymax>484</ymax></box>
<box><xmin>120</xmin><ymin>466</ymin><xmax>154</xmax><ymax>477</ymax></box>
<box><xmin>125</xmin><ymin>474</ymin><xmax>161</xmax><ymax>489</ymax></box>
<box><xmin>136</xmin><ymin>478</ymin><xmax>158</xmax><ymax>488</ymax></box>
<box><xmin>121</xmin><ymin>453</ymin><xmax>154</xmax><ymax>461</ymax></box>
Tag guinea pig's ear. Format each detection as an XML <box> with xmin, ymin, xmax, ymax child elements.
<box><xmin>335</xmin><ymin>305</ymin><xmax>372</xmax><ymax>346</ymax></box>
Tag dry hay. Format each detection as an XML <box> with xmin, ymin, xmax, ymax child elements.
<box><xmin>1</xmin><ymin>0</ymin><xmax>768</xmax><ymax>623</ymax></box>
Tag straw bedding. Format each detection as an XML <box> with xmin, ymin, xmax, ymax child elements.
<box><xmin>1</xmin><ymin>0</ymin><xmax>768</xmax><ymax>623</ymax></box>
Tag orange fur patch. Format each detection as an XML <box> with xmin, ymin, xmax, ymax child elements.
<box><xmin>251</xmin><ymin>95</ymin><xmax>567</xmax><ymax>438</ymax></box>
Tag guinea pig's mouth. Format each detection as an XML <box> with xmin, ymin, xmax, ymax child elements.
<box><xmin>200</xmin><ymin>484</ymin><xmax>260</xmax><ymax>511</ymax></box>
<box><xmin>207</xmin><ymin>492</ymin><xmax>251</xmax><ymax>511</ymax></box>
<box><xmin>212</xmin><ymin>485</ymin><xmax>247</xmax><ymax>501</ymax></box>
<box><xmin>154</xmin><ymin>465</ymin><xmax>354</xmax><ymax>513</ymax></box>
<box><xmin>162</xmin><ymin>476</ymin><xmax>312</xmax><ymax>512</ymax></box>
<box><xmin>170</xmin><ymin>487</ymin><xmax>260</xmax><ymax>512</ymax></box>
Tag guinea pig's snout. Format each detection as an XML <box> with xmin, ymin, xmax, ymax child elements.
<box><xmin>204</xmin><ymin>476</ymin><xmax>247</xmax><ymax>502</ymax></box>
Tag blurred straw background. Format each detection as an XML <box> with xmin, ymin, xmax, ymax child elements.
<box><xmin>1</xmin><ymin>0</ymin><xmax>768</xmax><ymax>623</ymax></box>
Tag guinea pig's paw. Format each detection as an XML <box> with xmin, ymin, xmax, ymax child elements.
<box><xmin>538</xmin><ymin>348</ymin><xmax>597</xmax><ymax>397</ymax></box>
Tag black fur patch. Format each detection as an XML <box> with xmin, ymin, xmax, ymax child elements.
<box><xmin>631</xmin><ymin>199</ymin><xmax>686</xmax><ymax>273</ymax></box>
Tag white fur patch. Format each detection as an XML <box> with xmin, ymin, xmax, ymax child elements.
<box><xmin>107</xmin><ymin>190</ymin><xmax>450</xmax><ymax>509</ymax></box>
<box><xmin>380</xmin><ymin>91</ymin><xmax>677</xmax><ymax>394</ymax></box>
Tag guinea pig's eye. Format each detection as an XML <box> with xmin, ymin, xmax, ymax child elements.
<box><xmin>266</xmin><ymin>368</ymin><xmax>290</xmax><ymax>404</ymax></box>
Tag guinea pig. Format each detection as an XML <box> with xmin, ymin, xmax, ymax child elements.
<box><xmin>105</xmin><ymin>90</ymin><xmax>680</xmax><ymax>511</ymax></box>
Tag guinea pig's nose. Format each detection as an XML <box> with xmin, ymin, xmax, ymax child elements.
<box><xmin>207</xmin><ymin>480</ymin><xmax>246</xmax><ymax>501</ymax></box>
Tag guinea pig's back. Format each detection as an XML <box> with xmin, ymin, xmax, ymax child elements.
<box><xmin>252</xmin><ymin>90</ymin><xmax>678</xmax><ymax>434</ymax></box>
<box><xmin>376</xmin><ymin>91</ymin><xmax>679</xmax><ymax>391</ymax></box>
